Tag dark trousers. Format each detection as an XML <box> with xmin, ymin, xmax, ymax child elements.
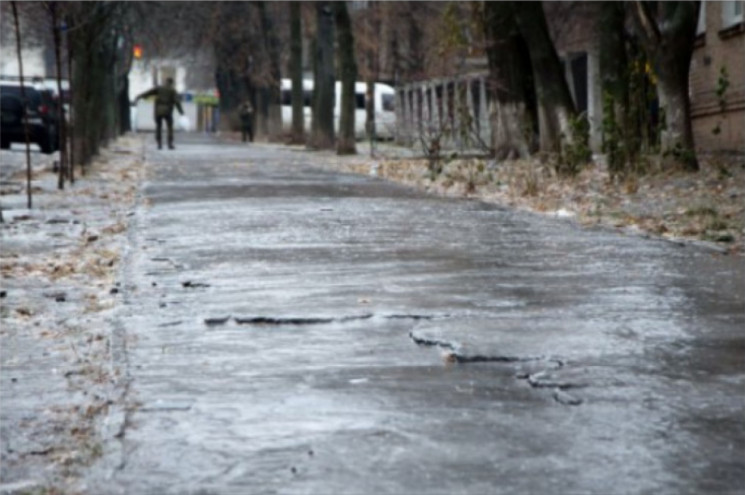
<box><xmin>155</xmin><ymin>114</ymin><xmax>174</xmax><ymax>148</ymax></box>
<box><xmin>241</xmin><ymin>122</ymin><xmax>253</xmax><ymax>142</ymax></box>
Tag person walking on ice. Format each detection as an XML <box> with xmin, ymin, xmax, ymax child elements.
<box><xmin>134</xmin><ymin>78</ymin><xmax>184</xmax><ymax>149</ymax></box>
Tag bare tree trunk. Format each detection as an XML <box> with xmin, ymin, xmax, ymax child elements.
<box><xmin>406</xmin><ymin>4</ymin><xmax>423</xmax><ymax>79</ymax></box>
<box><xmin>11</xmin><ymin>1</ymin><xmax>33</xmax><ymax>208</ymax></box>
<box><xmin>632</xmin><ymin>1</ymin><xmax>699</xmax><ymax>170</ymax></box>
<box><xmin>289</xmin><ymin>2</ymin><xmax>305</xmax><ymax>144</ymax></box>
<box><xmin>65</xmin><ymin>17</ymin><xmax>75</xmax><ymax>184</ymax></box>
<box><xmin>365</xmin><ymin>3</ymin><xmax>380</xmax><ymax>151</ymax></box>
<box><xmin>256</xmin><ymin>88</ymin><xmax>269</xmax><ymax>137</ymax></box>
<box><xmin>49</xmin><ymin>2</ymin><xmax>68</xmax><ymax>190</ymax></box>
<box><xmin>69</xmin><ymin>7</ymin><xmax>106</xmax><ymax>173</ymax></box>
<box><xmin>213</xmin><ymin>3</ymin><xmax>248</xmax><ymax>134</ymax></box>
<box><xmin>118</xmin><ymin>75</ymin><xmax>131</xmax><ymax>134</ymax></box>
<box><xmin>513</xmin><ymin>1</ymin><xmax>576</xmax><ymax>153</ymax></box>
<box><xmin>215</xmin><ymin>62</ymin><xmax>242</xmax><ymax>132</ymax></box>
<box><xmin>600</xmin><ymin>2</ymin><xmax>632</xmax><ymax>176</ymax></box>
<box><xmin>334</xmin><ymin>2</ymin><xmax>356</xmax><ymax>155</ymax></box>
<box><xmin>258</xmin><ymin>1</ymin><xmax>282</xmax><ymax>141</ymax></box>
<box><xmin>483</xmin><ymin>1</ymin><xmax>532</xmax><ymax>160</ymax></box>
<box><xmin>310</xmin><ymin>2</ymin><xmax>335</xmax><ymax>150</ymax></box>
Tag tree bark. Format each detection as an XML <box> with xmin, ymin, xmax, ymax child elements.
<box><xmin>66</xmin><ymin>19</ymin><xmax>74</xmax><ymax>183</ymax></box>
<box><xmin>406</xmin><ymin>4</ymin><xmax>423</xmax><ymax>79</ymax></box>
<box><xmin>365</xmin><ymin>2</ymin><xmax>380</xmax><ymax>146</ymax></box>
<box><xmin>118</xmin><ymin>75</ymin><xmax>131</xmax><ymax>134</ymax></box>
<box><xmin>513</xmin><ymin>1</ymin><xmax>576</xmax><ymax>153</ymax></box>
<box><xmin>310</xmin><ymin>2</ymin><xmax>335</xmax><ymax>150</ymax></box>
<box><xmin>213</xmin><ymin>2</ymin><xmax>251</xmax><ymax>133</ymax></box>
<box><xmin>11</xmin><ymin>1</ymin><xmax>33</xmax><ymax>207</ymax></box>
<box><xmin>67</xmin><ymin>2</ymin><xmax>119</xmax><ymax>173</ymax></box>
<box><xmin>49</xmin><ymin>2</ymin><xmax>69</xmax><ymax>190</ymax></box>
<box><xmin>631</xmin><ymin>1</ymin><xmax>699</xmax><ymax>170</ymax></box>
<box><xmin>215</xmin><ymin>61</ymin><xmax>243</xmax><ymax>131</ymax></box>
<box><xmin>258</xmin><ymin>1</ymin><xmax>282</xmax><ymax>141</ymax></box>
<box><xmin>483</xmin><ymin>2</ymin><xmax>533</xmax><ymax>160</ymax></box>
<box><xmin>289</xmin><ymin>2</ymin><xmax>305</xmax><ymax>144</ymax></box>
<box><xmin>599</xmin><ymin>2</ymin><xmax>631</xmax><ymax>174</ymax></box>
<box><xmin>334</xmin><ymin>2</ymin><xmax>357</xmax><ymax>155</ymax></box>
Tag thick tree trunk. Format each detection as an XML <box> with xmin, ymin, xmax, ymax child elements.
<box><xmin>483</xmin><ymin>2</ymin><xmax>532</xmax><ymax>160</ymax></box>
<box><xmin>599</xmin><ymin>2</ymin><xmax>631</xmax><ymax>175</ymax></box>
<box><xmin>215</xmin><ymin>63</ymin><xmax>242</xmax><ymax>132</ymax></box>
<box><xmin>69</xmin><ymin>12</ymin><xmax>111</xmax><ymax>172</ymax></box>
<box><xmin>655</xmin><ymin>21</ymin><xmax>698</xmax><ymax>170</ymax></box>
<box><xmin>289</xmin><ymin>2</ymin><xmax>305</xmax><ymax>144</ymax></box>
<box><xmin>65</xmin><ymin>2</ymin><xmax>119</xmax><ymax>174</ymax></box>
<box><xmin>258</xmin><ymin>1</ymin><xmax>282</xmax><ymax>141</ymax></box>
<box><xmin>657</xmin><ymin>71</ymin><xmax>697</xmax><ymax>165</ymax></box>
<box><xmin>70</xmin><ymin>31</ymin><xmax>89</xmax><ymax>169</ymax></box>
<box><xmin>310</xmin><ymin>2</ymin><xmax>335</xmax><ymax>150</ymax></box>
<box><xmin>406</xmin><ymin>5</ymin><xmax>423</xmax><ymax>79</ymax></box>
<box><xmin>101</xmin><ymin>34</ymin><xmax>118</xmax><ymax>146</ymax></box>
<box><xmin>118</xmin><ymin>75</ymin><xmax>131</xmax><ymax>134</ymax></box>
<box><xmin>631</xmin><ymin>1</ymin><xmax>699</xmax><ymax>170</ymax></box>
<box><xmin>256</xmin><ymin>87</ymin><xmax>270</xmax><ymax>137</ymax></box>
<box><xmin>364</xmin><ymin>3</ymin><xmax>380</xmax><ymax>146</ymax></box>
<box><xmin>334</xmin><ymin>2</ymin><xmax>357</xmax><ymax>155</ymax></box>
<box><xmin>513</xmin><ymin>1</ymin><xmax>576</xmax><ymax>153</ymax></box>
<box><xmin>599</xmin><ymin>3</ymin><xmax>628</xmax><ymax>107</ymax></box>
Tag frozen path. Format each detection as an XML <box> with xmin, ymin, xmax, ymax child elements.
<box><xmin>91</xmin><ymin>134</ymin><xmax>745</xmax><ymax>494</ymax></box>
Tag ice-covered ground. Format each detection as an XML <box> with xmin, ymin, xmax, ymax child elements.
<box><xmin>1</xmin><ymin>136</ymin><xmax>145</xmax><ymax>492</ymax></box>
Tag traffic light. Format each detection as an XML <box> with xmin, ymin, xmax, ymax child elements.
<box><xmin>133</xmin><ymin>44</ymin><xmax>143</xmax><ymax>59</ymax></box>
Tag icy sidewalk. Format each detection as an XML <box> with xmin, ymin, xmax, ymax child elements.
<box><xmin>0</xmin><ymin>134</ymin><xmax>145</xmax><ymax>494</ymax></box>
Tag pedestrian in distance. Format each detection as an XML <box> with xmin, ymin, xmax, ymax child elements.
<box><xmin>239</xmin><ymin>100</ymin><xmax>254</xmax><ymax>143</ymax></box>
<box><xmin>134</xmin><ymin>78</ymin><xmax>184</xmax><ymax>150</ymax></box>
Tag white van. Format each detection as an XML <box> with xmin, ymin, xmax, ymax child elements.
<box><xmin>279</xmin><ymin>78</ymin><xmax>396</xmax><ymax>140</ymax></box>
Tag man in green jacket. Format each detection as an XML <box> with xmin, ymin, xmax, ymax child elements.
<box><xmin>135</xmin><ymin>78</ymin><xmax>184</xmax><ymax>149</ymax></box>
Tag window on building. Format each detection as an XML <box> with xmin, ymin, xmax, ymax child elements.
<box><xmin>697</xmin><ymin>1</ymin><xmax>707</xmax><ymax>34</ymax></box>
<box><xmin>722</xmin><ymin>1</ymin><xmax>744</xmax><ymax>28</ymax></box>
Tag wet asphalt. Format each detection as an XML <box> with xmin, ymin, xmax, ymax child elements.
<box><xmin>90</xmin><ymin>134</ymin><xmax>745</xmax><ymax>494</ymax></box>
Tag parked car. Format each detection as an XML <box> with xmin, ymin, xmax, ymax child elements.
<box><xmin>1</xmin><ymin>81</ymin><xmax>61</xmax><ymax>153</ymax></box>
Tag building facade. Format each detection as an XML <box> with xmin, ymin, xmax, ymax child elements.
<box><xmin>690</xmin><ymin>1</ymin><xmax>745</xmax><ymax>153</ymax></box>
<box><xmin>394</xmin><ymin>2</ymin><xmax>744</xmax><ymax>156</ymax></box>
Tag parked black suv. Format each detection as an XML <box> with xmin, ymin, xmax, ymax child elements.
<box><xmin>1</xmin><ymin>81</ymin><xmax>60</xmax><ymax>154</ymax></box>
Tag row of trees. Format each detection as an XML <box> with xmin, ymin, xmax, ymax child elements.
<box><xmin>177</xmin><ymin>1</ymin><xmax>704</xmax><ymax>171</ymax></box>
<box><xmin>478</xmin><ymin>1</ymin><xmax>701</xmax><ymax>173</ymax></box>
<box><xmin>3</xmin><ymin>1</ymin><xmax>704</xmax><ymax>184</ymax></box>
<box><xmin>2</xmin><ymin>1</ymin><xmax>137</xmax><ymax>192</ymax></box>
